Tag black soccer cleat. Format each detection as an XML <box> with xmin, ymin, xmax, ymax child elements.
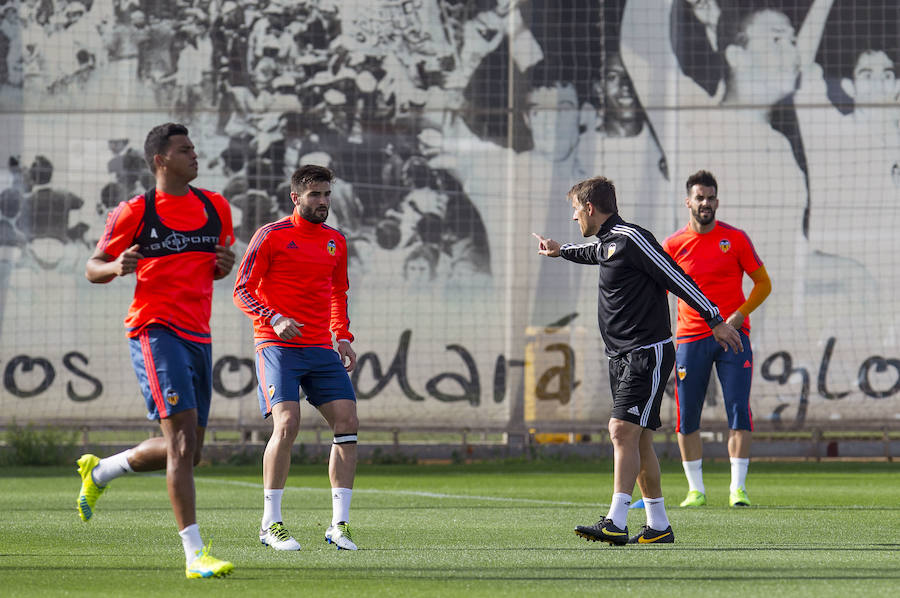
<box><xmin>628</xmin><ymin>524</ymin><xmax>675</xmax><ymax>544</ymax></box>
<box><xmin>574</xmin><ymin>517</ymin><xmax>629</xmax><ymax>546</ymax></box>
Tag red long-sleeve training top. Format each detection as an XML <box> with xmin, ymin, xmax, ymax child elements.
<box><xmin>233</xmin><ymin>211</ymin><xmax>353</xmax><ymax>349</ymax></box>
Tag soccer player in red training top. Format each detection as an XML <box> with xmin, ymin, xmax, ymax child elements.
<box><xmin>663</xmin><ymin>170</ymin><xmax>771</xmax><ymax>508</ymax></box>
<box><xmin>233</xmin><ymin>164</ymin><xmax>359</xmax><ymax>551</ymax></box>
<box><xmin>78</xmin><ymin>123</ymin><xmax>236</xmax><ymax>579</ymax></box>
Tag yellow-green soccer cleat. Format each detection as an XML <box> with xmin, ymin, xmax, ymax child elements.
<box><xmin>729</xmin><ymin>488</ymin><xmax>751</xmax><ymax>507</ymax></box>
<box><xmin>325</xmin><ymin>522</ymin><xmax>358</xmax><ymax>550</ymax></box>
<box><xmin>76</xmin><ymin>454</ymin><xmax>106</xmax><ymax>522</ymax></box>
<box><xmin>679</xmin><ymin>490</ymin><xmax>707</xmax><ymax>507</ymax></box>
<box><xmin>186</xmin><ymin>544</ymin><xmax>234</xmax><ymax>579</ymax></box>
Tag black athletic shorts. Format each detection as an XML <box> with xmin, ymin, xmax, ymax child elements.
<box><xmin>607</xmin><ymin>339</ymin><xmax>675</xmax><ymax>430</ymax></box>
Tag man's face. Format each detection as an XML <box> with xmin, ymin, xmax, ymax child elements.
<box><xmin>850</xmin><ymin>51</ymin><xmax>897</xmax><ymax>106</ymax></box>
<box><xmin>598</xmin><ymin>56</ymin><xmax>640</xmax><ymax>126</ymax></box>
<box><xmin>736</xmin><ymin>10</ymin><xmax>799</xmax><ymax>99</ymax></box>
<box><xmin>157</xmin><ymin>135</ymin><xmax>198</xmax><ymax>181</ymax></box>
<box><xmin>571</xmin><ymin>195</ymin><xmax>598</xmax><ymax>237</ymax></box>
<box><xmin>524</xmin><ymin>84</ymin><xmax>580</xmax><ymax>162</ymax></box>
<box><xmin>686</xmin><ymin>184</ymin><xmax>718</xmax><ymax>227</ymax></box>
<box><xmin>292</xmin><ymin>180</ymin><xmax>331</xmax><ymax>223</ymax></box>
<box><xmin>404</xmin><ymin>257</ymin><xmax>432</xmax><ymax>282</ymax></box>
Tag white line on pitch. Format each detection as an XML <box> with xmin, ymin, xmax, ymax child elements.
<box><xmin>193</xmin><ymin>476</ymin><xmax>597</xmax><ymax>507</ymax></box>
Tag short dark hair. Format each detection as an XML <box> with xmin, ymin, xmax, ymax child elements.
<box><xmin>144</xmin><ymin>123</ymin><xmax>189</xmax><ymax>173</ymax></box>
<box><xmin>291</xmin><ymin>164</ymin><xmax>334</xmax><ymax>194</ymax></box>
<box><xmin>568</xmin><ymin>176</ymin><xmax>617</xmax><ymax>215</ymax></box>
<box><xmin>685</xmin><ymin>170</ymin><xmax>718</xmax><ymax>195</ymax></box>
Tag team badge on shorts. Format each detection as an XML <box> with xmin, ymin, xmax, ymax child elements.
<box><xmin>719</xmin><ymin>239</ymin><xmax>731</xmax><ymax>253</ymax></box>
<box><xmin>165</xmin><ymin>389</ymin><xmax>179</xmax><ymax>406</ymax></box>
<box><xmin>327</xmin><ymin>240</ymin><xmax>336</xmax><ymax>256</ymax></box>
<box><xmin>606</xmin><ymin>243</ymin><xmax>616</xmax><ymax>259</ymax></box>
<box><xmin>677</xmin><ymin>365</ymin><xmax>687</xmax><ymax>380</ymax></box>
<box><xmin>267</xmin><ymin>384</ymin><xmax>276</xmax><ymax>399</ymax></box>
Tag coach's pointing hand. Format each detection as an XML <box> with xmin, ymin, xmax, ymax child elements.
<box><xmin>532</xmin><ymin>233</ymin><xmax>561</xmax><ymax>257</ymax></box>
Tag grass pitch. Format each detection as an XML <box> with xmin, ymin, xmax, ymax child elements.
<box><xmin>2</xmin><ymin>460</ymin><xmax>897</xmax><ymax>597</ymax></box>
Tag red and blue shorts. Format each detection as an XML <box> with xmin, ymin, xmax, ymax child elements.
<box><xmin>675</xmin><ymin>332</ymin><xmax>753</xmax><ymax>434</ymax></box>
<box><xmin>128</xmin><ymin>325</ymin><xmax>212</xmax><ymax>426</ymax></box>
<box><xmin>255</xmin><ymin>344</ymin><xmax>356</xmax><ymax>418</ymax></box>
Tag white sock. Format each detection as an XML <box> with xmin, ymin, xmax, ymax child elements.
<box><xmin>682</xmin><ymin>459</ymin><xmax>705</xmax><ymax>494</ymax></box>
<box><xmin>730</xmin><ymin>457</ymin><xmax>750</xmax><ymax>491</ymax></box>
<box><xmin>179</xmin><ymin>523</ymin><xmax>204</xmax><ymax>564</ymax></box>
<box><xmin>643</xmin><ymin>496</ymin><xmax>670</xmax><ymax>530</ymax></box>
<box><xmin>91</xmin><ymin>450</ymin><xmax>134</xmax><ymax>487</ymax></box>
<box><xmin>606</xmin><ymin>493</ymin><xmax>631</xmax><ymax>529</ymax></box>
<box><xmin>331</xmin><ymin>487</ymin><xmax>352</xmax><ymax>526</ymax></box>
<box><xmin>262</xmin><ymin>488</ymin><xmax>284</xmax><ymax>530</ymax></box>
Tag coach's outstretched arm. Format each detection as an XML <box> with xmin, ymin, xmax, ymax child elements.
<box><xmin>625</xmin><ymin>226</ymin><xmax>743</xmax><ymax>353</ymax></box>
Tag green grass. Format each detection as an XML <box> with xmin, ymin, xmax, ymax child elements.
<box><xmin>2</xmin><ymin>461</ymin><xmax>898</xmax><ymax>597</ymax></box>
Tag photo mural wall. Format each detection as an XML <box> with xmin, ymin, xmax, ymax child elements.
<box><xmin>1</xmin><ymin>0</ymin><xmax>898</xmax><ymax>430</ymax></box>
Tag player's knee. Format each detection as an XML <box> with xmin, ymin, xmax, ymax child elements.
<box><xmin>334</xmin><ymin>412</ymin><xmax>359</xmax><ymax>435</ymax></box>
<box><xmin>273</xmin><ymin>411</ymin><xmax>301</xmax><ymax>440</ymax></box>
<box><xmin>192</xmin><ymin>447</ymin><xmax>203</xmax><ymax>466</ymax></box>
<box><xmin>608</xmin><ymin>419</ymin><xmax>639</xmax><ymax>445</ymax></box>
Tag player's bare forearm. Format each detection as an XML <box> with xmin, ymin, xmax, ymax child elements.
<box><xmin>85</xmin><ymin>245</ymin><xmax>142</xmax><ymax>283</ymax></box>
<box><xmin>725</xmin><ymin>311</ymin><xmax>746</xmax><ymax>330</ymax></box>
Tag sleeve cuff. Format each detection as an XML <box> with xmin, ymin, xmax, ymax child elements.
<box><xmin>706</xmin><ymin>314</ymin><xmax>724</xmax><ymax>329</ymax></box>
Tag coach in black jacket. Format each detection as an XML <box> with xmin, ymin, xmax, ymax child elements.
<box><xmin>534</xmin><ymin>176</ymin><xmax>742</xmax><ymax>546</ymax></box>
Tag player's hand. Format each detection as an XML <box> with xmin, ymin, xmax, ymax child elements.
<box><xmin>532</xmin><ymin>233</ymin><xmax>561</xmax><ymax>257</ymax></box>
<box><xmin>337</xmin><ymin>340</ymin><xmax>357</xmax><ymax>373</ymax></box>
<box><xmin>214</xmin><ymin>243</ymin><xmax>235</xmax><ymax>279</ymax></box>
<box><xmin>725</xmin><ymin>311</ymin><xmax>746</xmax><ymax>331</ymax></box>
<box><xmin>712</xmin><ymin>321</ymin><xmax>743</xmax><ymax>353</ymax></box>
<box><xmin>273</xmin><ymin>316</ymin><xmax>303</xmax><ymax>340</ymax></box>
<box><xmin>113</xmin><ymin>244</ymin><xmax>143</xmax><ymax>276</ymax></box>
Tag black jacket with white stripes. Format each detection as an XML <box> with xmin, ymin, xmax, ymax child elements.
<box><xmin>560</xmin><ymin>214</ymin><xmax>724</xmax><ymax>357</ymax></box>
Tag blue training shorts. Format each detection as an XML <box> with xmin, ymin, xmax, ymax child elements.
<box><xmin>675</xmin><ymin>332</ymin><xmax>753</xmax><ymax>434</ymax></box>
<box><xmin>128</xmin><ymin>325</ymin><xmax>212</xmax><ymax>427</ymax></box>
<box><xmin>255</xmin><ymin>345</ymin><xmax>356</xmax><ymax>418</ymax></box>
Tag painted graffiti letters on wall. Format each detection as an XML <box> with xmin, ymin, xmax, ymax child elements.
<box><xmin>1</xmin><ymin>0</ymin><xmax>899</xmax><ymax>427</ymax></box>
<box><xmin>3</xmin><ymin>351</ymin><xmax>101</xmax><ymax>401</ymax></box>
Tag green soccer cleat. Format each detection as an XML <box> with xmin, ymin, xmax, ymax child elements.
<box><xmin>186</xmin><ymin>543</ymin><xmax>234</xmax><ymax>579</ymax></box>
<box><xmin>259</xmin><ymin>521</ymin><xmax>301</xmax><ymax>551</ymax></box>
<box><xmin>76</xmin><ymin>454</ymin><xmax>106</xmax><ymax>522</ymax></box>
<box><xmin>574</xmin><ymin>518</ymin><xmax>629</xmax><ymax>546</ymax></box>
<box><xmin>628</xmin><ymin>525</ymin><xmax>675</xmax><ymax>544</ymax></box>
<box><xmin>679</xmin><ymin>490</ymin><xmax>707</xmax><ymax>507</ymax></box>
<box><xmin>729</xmin><ymin>488</ymin><xmax>751</xmax><ymax>507</ymax></box>
<box><xmin>325</xmin><ymin>522</ymin><xmax>358</xmax><ymax>550</ymax></box>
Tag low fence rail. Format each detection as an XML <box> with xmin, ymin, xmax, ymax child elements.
<box><xmin>1</xmin><ymin>418</ymin><xmax>897</xmax><ymax>462</ymax></box>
